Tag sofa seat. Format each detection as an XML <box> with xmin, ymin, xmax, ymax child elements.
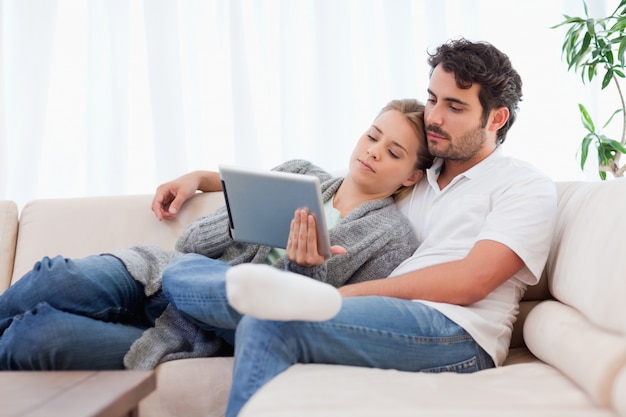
<box><xmin>239</xmin><ymin>352</ymin><xmax>615</xmax><ymax>417</ymax></box>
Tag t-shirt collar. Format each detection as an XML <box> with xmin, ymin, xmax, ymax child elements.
<box><xmin>426</xmin><ymin>146</ymin><xmax>504</xmax><ymax>187</ymax></box>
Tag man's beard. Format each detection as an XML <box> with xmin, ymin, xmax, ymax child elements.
<box><xmin>427</xmin><ymin>124</ymin><xmax>487</xmax><ymax>162</ymax></box>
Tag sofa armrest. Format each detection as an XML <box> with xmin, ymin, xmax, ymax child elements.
<box><xmin>524</xmin><ymin>300</ymin><xmax>626</xmax><ymax>410</ymax></box>
<box><xmin>0</xmin><ymin>200</ymin><xmax>18</xmax><ymax>293</ymax></box>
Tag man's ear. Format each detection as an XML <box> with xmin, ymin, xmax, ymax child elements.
<box><xmin>489</xmin><ymin>107</ymin><xmax>509</xmax><ymax>132</ymax></box>
<box><xmin>402</xmin><ymin>170</ymin><xmax>424</xmax><ymax>187</ymax></box>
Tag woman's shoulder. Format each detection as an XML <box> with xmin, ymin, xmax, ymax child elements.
<box><xmin>273</xmin><ymin>159</ymin><xmax>333</xmax><ymax>182</ymax></box>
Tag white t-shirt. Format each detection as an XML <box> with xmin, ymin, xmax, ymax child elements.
<box><xmin>392</xmin><ymin>147</ymin><xmax>557</xmax><ymax>366</ymax></box>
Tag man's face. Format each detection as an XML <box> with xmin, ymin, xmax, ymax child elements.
<box><xmin>424</xmin><ymin>66</ymin><xmax>494</xmax><ymax>165</ymax></box>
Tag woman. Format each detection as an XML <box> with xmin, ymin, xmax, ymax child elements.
<box><xmin>0</xmin><ymin>99</ymin><xmax>432</xmax><ymax>371</ymax></box>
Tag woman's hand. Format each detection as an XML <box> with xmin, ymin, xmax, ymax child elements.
<box><xmin>152</xmin><ymin>174</ymin><xmax>199</xmax><ymax>221</ymax></box>
<box><xmin>286</xmin><ymin>209</ymin><xmax>346</xmax><ymax>266</ymax></box>
<box><xmin>151</xmin><ymin>170</ymin><xmax>223</xmax><ymax>221</ymax></box>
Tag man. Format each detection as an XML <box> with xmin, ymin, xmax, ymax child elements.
<box><xmin>152</xmin><ymin>38</ymin><xmax>557</xmax><ymax>417</ymax></box>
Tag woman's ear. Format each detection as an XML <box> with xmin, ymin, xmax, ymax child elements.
<box><xmin>402</xmin><ymin>170</ymin><xmax>424</xmax><ymax>187</ymax></box>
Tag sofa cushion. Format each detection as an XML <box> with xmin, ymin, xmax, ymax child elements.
<box><xmin>0</xmin><ymin>200</ymin><xmax>18</xmax><ymax>293</ymax></box>
<box><xmin>239</xmin><ymin>355</ymin><xmax>614</xmax><ymax>417</ymax></box>
<box><xmin>139</xmin><ymin>357</ymin><xmax>233</xmax><ymax>417</ymax></box>
<box><xmin>613</xmin><ymin>367</ymin><xmax>626</xmax><ymax>416</ymax></box>
<box><xmin>525</xmin><ymin>300</ymin><xmax>626</xmax><ymax>411</ymax></box>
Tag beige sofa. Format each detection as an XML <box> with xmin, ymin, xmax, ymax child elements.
<box><xmin>1</xmin><ymin>179</ymin><xmax>625</xmax><ymax>417</ymax></box>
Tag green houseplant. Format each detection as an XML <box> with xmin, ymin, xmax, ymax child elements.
<box><xmin>553</xmin><ymin>0</ymin><xmax>626</xmax><ymax>179</ymax></box>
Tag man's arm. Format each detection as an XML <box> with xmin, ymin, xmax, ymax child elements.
<box><xmin>338</xmin><ymin>239</ymin><xmax>525</xmax><ymax>306</ymax></box>
<box><xmin>152</xmin><ymin>170</ymin><xmax>223</xmax><ymax>221</ymax></box>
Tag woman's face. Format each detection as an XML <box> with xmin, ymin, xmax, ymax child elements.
<box><xmin>348</xmin><ymin>109</ymin><xmax>423</xmax><ymax>196</ymax></box>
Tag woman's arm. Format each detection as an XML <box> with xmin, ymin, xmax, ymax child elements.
<box><xmin>152</xmin><ymin>170</ymin><xmax>222</xmax><ymax>221</ymax></box>
<box><xmin>151</xmin><ymin>160</ymin><xmax>330</xmax><ymax>221</ymax></box>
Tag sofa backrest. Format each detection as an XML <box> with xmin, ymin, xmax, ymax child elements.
<box><xmin>10</xmin><ymin>192</ymin><xmax>225</xmax><ymax>285</ymax></box>
<box><xmin>546</xmin><ymin>179</ymin><xmax>625</xmax><ymax>333</ymax></box>
<box><xmin>0</xmin><ymin>200</ymin><xmax>19</xmax><ymax>293</ymax></box>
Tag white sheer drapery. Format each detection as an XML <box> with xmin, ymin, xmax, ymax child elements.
<box><xmin>0</xmin><ymin>0</ymin><xmax>615</xmax><ymax>209</ymax></box>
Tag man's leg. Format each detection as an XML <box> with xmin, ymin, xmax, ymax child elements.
<box><xmin>226</xmin><ymin>296</ymin><xmax>494</xmax><ymax>417</ymax></box>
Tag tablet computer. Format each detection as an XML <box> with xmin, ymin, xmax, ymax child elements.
<box><xmin>218</xmin><ymin>164</ymin><xmax>332</xmax><ymax>258</ymax></box>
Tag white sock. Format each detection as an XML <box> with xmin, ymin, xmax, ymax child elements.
<box><xmin>225</xmin><ymin>264</ymin><xmax>342</xmax><ymax>322</ymax></box>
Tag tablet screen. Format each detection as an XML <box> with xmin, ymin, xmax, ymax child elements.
<box><xmin>219</xmin><ymin>164</ymin><xmax>332</xmax><ymax>258</ymax></box>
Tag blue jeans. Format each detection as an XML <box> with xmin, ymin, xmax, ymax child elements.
<box><xmin>162</xmin><ymin>254</ymin><xmax>495</xmax><ymax>417</ymax></box>
<box><xmin>0</xmin><ymin>255</ymin><xmax>167</xmax><ymax>370</ymax></box>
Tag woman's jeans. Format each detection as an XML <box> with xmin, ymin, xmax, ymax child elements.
<box><xmin>161</xmin><ymin>254</ymin><xmax>495</xmax><ymax>417</ymax></box>
<box><xmin>0</xmin><ymin>255</ymin><xmax>167</xmax><ymax>370</ymax></box>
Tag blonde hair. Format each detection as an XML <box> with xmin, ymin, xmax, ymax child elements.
<box><xmin>378</xmin><ymin>99</ymin><xmax>433</xmax><ymax>200</ymax></box>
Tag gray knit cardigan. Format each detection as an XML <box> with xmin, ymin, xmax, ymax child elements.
<box><xmin>117</xmin><ymin>159</ymin><xmax>419</xmax><ymax>369</ymax></box>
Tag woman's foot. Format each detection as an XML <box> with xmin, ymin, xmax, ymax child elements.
<box><xmin>225</xmin><ymin>264</ymin><xmax>342</xmax><ymax>321</ymax></box>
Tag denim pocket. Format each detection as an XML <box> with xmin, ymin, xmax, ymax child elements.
<box><xmin>421</xmin><ymin>355</ymin><xmax>479</xmax><ymax>374</ymax></box>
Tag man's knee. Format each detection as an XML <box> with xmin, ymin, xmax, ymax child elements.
<box><xmin>235</xmin><ymin>315</ymin><xmax>297</xmax><ymax>347</ymax></box>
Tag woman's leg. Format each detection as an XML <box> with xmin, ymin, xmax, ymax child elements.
<box><xmin>0</xmin><ymin>254</ymin><xmax>166</xmax><ymax>369</ymax></box>
<box><xmin>0</xmin><ymin>303</ymin><xmax>146</xmax><ymax>370</ymax></box>
<box><xmin>226</xmin><ymin>296</ymin><xmax>494</xmax><ymax>417</ymax></box>
<box><xmin>0</xmin><ymin>255</ymin><xmax>156</xmax><ymax>332</ymax></box>
<box><xmin>161</xmin><ymin>254</ymin><xmax>241</xmax><ymax>344</ymax></box>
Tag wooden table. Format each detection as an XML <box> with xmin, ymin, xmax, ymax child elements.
<box><xmin>1</xmin><ymin>370</ymin><xmax>155</xmax><ymax>417</ymax></box>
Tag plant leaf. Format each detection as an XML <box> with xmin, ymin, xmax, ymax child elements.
<box><xmin>605</xmin><ymin>138</ymin><xmax>626</xmax><ymax>153</ymax></box>
<box><xmin>619</xmin><ymin>36</ymin><xmax>626</xmax><ymax>62</ymax></box>
<box><xmin>606</xmin><ymin>49</ymin><xmax>615</xmax><ymax>66</ymax></box>
<box><xmin>585</xmin><ymin>20</ymin><xmax>595</xmax><ymax>37</ymax></box>
<box><xmin>597</xmin><ymin>143</ymin><xmax>611</xmax><ymax>165</ymax></box>
<box><xmin>587</xmin><ymin>64</ymin><xmax>595</xmax><ymax>82</ymax></box>
<box><xmin>578</xmin><ymin>103</ymin><xmax>595</xmax><ymax>132</ymax></box>
<box><xmin>602</xmin><ymin>68</ymin><xmax>614</xmax><ymax>89</ymax></box>
<box><xmin>580</xmin><ymin>134</ymin><xmax>593</xmax><ymax>169</ymax></box>
<box><xmin>602</xmin><ymin>108</ymin><xmax>623</xmax><ymax>129</ymax></box>
<box><xmin>551</xmin><ymin>16</ymin><xmax>585</xmax><ymax>29</ymax></box>
<box><xmin>611</xmin><ymin>19</ymin><xmax>626</xmax><ymax>31</ymax></box>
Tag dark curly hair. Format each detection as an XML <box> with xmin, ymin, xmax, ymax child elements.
<box><xmin>427</xmin><ymin>38</ymin><xmax>522</xmax><ymax>144</ymax></box>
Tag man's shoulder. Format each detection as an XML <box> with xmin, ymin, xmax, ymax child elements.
<box><xmin>485</xmin><ymin>154</ymin><xmax>554</xmax><ymax>188</ymax></box>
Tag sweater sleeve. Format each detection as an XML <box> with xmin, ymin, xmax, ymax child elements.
<box><xmin>284</xmin><ymin>259</ymin><xmax>327</xmax><ymax>281</ymax></box>
<box><xmin>108</xmin><ymin>245</ymin><xmax>181</xmax><ymax>296</ymax></box>
<box><xmin>341</xmin><ymin>234</ymin><xmax>417</xmax><ymax>286</ymax></box>
<box><xmin>175</xmin><ymin>206</ymin><xmax>234</xmax><ymax>257</ymax></box>
<box><xmin>326</xmin><ymin>220</ymin><xmax>418</xmax><ymax>287</ymax></box>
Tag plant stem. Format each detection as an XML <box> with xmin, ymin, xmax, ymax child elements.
<box><xmin>613</xmin><ymin>74</ymin><xmax>626</xmax><ymax>173</ymax></box>
<box><xmin>615</xmin><ymin>75</ymin><xmax>626</xmax><ymax>147</ymax></box>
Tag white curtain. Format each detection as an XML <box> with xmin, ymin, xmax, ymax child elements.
<box><xmin>0</xmin><ymin>0</ymin><xmax>616</xmax><ymax>209</ymax></box>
